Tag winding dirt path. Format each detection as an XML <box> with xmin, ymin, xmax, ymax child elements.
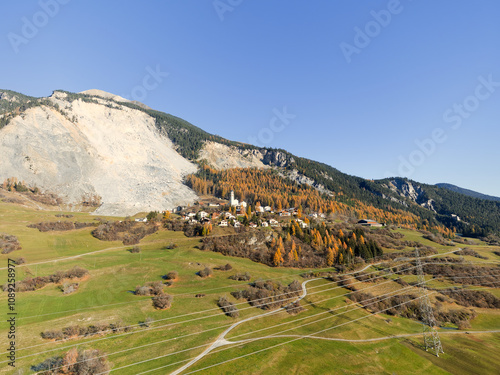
<box><xmin>168</xmin><ymin>250</ymin><xmax>460</xmax><ymax>374</ymax></box>
<box><xmin>169</xmin><ymin>278</ymin><xmax>322</xmax><ymax>375</ymax></box>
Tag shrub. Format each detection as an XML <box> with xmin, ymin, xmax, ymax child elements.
<box><xmin>41</xmin><ymin>321</ymin><xmax>127</xmax><ymax>342</ymax></box>
<box><xmin>73</xmin><ymin>349</ymin><xmax>110</xmax><ymax>374</ymax></box>
<box><xmin>134</xmin><ymin>286</ymin><xmax>151</xmax><ymax>296</ymax></box>
<box><xmin>0</xmin><ymin>233</ymin><xmax>21</xmax><ymax>254</ymax></box>
<box><xmin>454</xmin><ymin>248</ymin><xmax>488</xmax><ymax>260</ymax></box>
<box><xmin>218</xmin><ymin>296</ymin><xmax>239</xmax><ymax>318</ymax></box>
<box><xmin>165</xmin><ymin>271</ymin><xmax>178</xmax><ymax>280</ymax></box>
<box><xmin>60</xmin><ymin>282</ymin><xmax>79</xmax><ymax>294</ymax></box>
<box><xmin>285</xmin><ymin>301</ymin><xmax>304</xmax><ymax>315</ymax></box>
<box><xmin>195</xmin><ymin>293</ymin><xmax>206</xmax><ymax>298</ymax></box>
<box><xmin>229</xmin><ymin>272</ymin><xmax>251</xmax><ymax>281</ymax></box>
<box><xmin>134</xmin><ymin>281</ymin><xmax>164</xmax><ymax>296</ymax></box>
<box><xmin>198</xmin><ymin>267</ymin><xmax>213</xmax><ymax>278</ymax></box>
<box><xmin>65</xmin><ymin>266</ymin><xmax>88</xmax><ymax>279</ymax></box>
<box><xmin>91</xmin><ymin>220</ymin><xmax>158</xmax><ymax>244</ymax></box>
<box><xmin>3</xmin><ymin>266</ymin><xmax>89</xmax><ymax>293</ymax></box>
<box><xmin>152</xmin><ymin>293</ymin><xmax>173</xmax><ymax>309</ymax></box>
<box><xmin>32</xmin><ymin>347</ymin><xmax>110</xmax><ymax>374</ymax></box>
<box><xmin>440</xmin><ymin>289</ymin><xmax>500</xmax><ymax>308</ymax></box>
<box><xmin>40</xmin><ymin>330</ymin><xmax>64</xmax><ymax>341</ymax></box>
<box><xmin>129</xmin><ymin>246</ymin><xmax>141</xmax><ymax>253</ymax></box>
<box><xmin>62</xmin><ymin>325</ymin><xmax>80</xmax><ymax>338</ymax></box>
<box><xmin>165</xmin><ymin>242</ymin><xmax>178</xmax><ymax>249</ymax></box>
<box><xmin>231</xmin><ymin>279</ymin><xmax>303</xmax><ymax>311</ymax></box>
<box><xmin>27</xmin><ymin>221</ymin><xmax>95</xmax><ymax>232</ymax></box>
<box><xmin>14</xmin><ymin>257</ymin><xmax>26</xmax><ymax>265</ymax></box>
<box><xmin>216</xmin><ymin>263</ymin><xmax>232</xmax><ymax>271</ymax></box>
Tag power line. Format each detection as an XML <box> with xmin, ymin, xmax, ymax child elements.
<box><xmin>16</xmin><ymin>262</ymin><xmax>417</xmax><ymax>364</ymax></box>
<box><xmin>29</xmin><ymin>276</ymin><xmax>498</xmax><ymax>374</ymax></box>
<box><xmin>415</xmin><ymin>247</ymin><xmax>444</xmax><ymax>357</ymax></box>
<box><xmin>12</xmin><ymin>259</ymin><xmax>418</xmax><ymax>355</ymax></box>
<box><xmin>101</xmin><ymin>283</ymin><xmax>427</xmax><ymax>375</ymax></box>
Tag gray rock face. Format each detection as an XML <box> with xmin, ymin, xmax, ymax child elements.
<box><xmin>386</xmin><ymin>178</ymin><xmax>426</xmax><ymax>202</ymax></box>
<box><xmin>0</xmin><ymin>91</ymin><xmax>198</xmax><ymax>216</ymax></box>
<box><xmin>261</xmin><ymin>149</ymin><xmax>292</xmax><ymax>167</ymax></box>
<box><xmin>199</xmin><ymin>141</ymin><xmax>293</xmax><ymax>170</ymax></box>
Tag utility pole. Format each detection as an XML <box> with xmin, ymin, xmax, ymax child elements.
<box><xmin>414</xmin><ymin>248</ymin><xmax>444</xmax><ymax>357</ymax></box>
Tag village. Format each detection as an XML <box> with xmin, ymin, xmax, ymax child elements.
<box><xmin>136</xmin><ymin>190</ymin><xmax>383</xmax><ymax>230</ymax></box>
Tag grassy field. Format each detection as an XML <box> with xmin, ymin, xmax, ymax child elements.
<box><xmin>0</xmin><ymin>200</ymin><xmax>499</xmax><ymax>374</ymax></box>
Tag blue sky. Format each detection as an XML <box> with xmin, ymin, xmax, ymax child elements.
<box><xmin>1</xmin><ymin>0</ymin><xmax>499</xmax><ymax>196</ymax></box>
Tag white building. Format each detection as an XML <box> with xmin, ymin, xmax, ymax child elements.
<box><xmin>230</xmin><ymin>190</ymin><xmax>239</xmax><ymax>206</ymax></box>
<box><xmin>261</xmin><ymin>221</ymin><xmax>269</xmax><ymax>227</ymax></box>
<box><xmin>269</xmin><ymin>219</ymin><xmax>279</xmax><ymax>227</ymax></box>
<box><xmin>219</xmin><ymin>220</ymin><xmax>228</xmax><ymax>227</ymax></box>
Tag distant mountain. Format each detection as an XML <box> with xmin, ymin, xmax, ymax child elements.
<box><xmin>1</xmin><ymin>88</ymin><xmax>499</xmax><ymax>236</ymax></box>
<box><xmin>436</xmin><ymin>183</ymin><xmax>500</xmax><ymax>202</ymax></box>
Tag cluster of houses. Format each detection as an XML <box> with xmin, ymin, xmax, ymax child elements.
<box><xmin>171</xmin><ymin>191</ymin><xmax>321</xmax><ymax>229</ymax></box>
<box><xmin>135</xmin><ymin>191</ymin><xmax>385</xmax><ymax>232</ymax></box>
<box><xmin>177</xmin><ymin>207</ymin><xmax>313</xmax><ymax>229</ymax></box>
<box><xmin>137</xmin><ymin>191</ymin><xmax>383</xmax><ymax>231</ymax></box>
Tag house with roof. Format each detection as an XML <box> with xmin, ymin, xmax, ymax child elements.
<box><xmin>357</xmin><ymin>219</ymin><xmax>383</xmax><ymax>227</ymax></box>
<box><xmin>269</xmin><ymin>219</ymin><xmax>279</xmax><ymax>227</ymax></box>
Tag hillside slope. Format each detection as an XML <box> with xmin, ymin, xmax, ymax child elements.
<box><xmin>0</xmin><ymin>90</ymin><xmax>197</xmax><ymax>215</ymax></box>
<box><xmin>436</xmin><ymin>183</ymin><xmax>500</xmax><ymax>202</ymax></box>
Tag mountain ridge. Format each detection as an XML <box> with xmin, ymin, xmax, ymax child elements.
<box><xmin>1</xmin><ymin>88</ymin><xmax>499</xmax><ymax>236</ymax></box>
<box><xmin>435</xmin><ymin>183</ymin><xmax>500</xmax><ymax>202</ymax></box>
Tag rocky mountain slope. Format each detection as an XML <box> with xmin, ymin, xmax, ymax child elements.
<box><xmin>0</xmin><ymin>90</ymin><xmax>197</xmax><ymax>215</ymax></box>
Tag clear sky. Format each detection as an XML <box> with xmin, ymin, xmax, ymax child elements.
<box><xmin>1</xmin><ymin>0</ymin><xmax>499</xmax><ymax>196</ymax></box>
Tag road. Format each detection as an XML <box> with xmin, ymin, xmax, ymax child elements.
<box><xmin>168</xmin><ymin>249</ymin><xmax>461</xmax><ymax>374</ymax></box>
<box><xmin>169</xmin><ymin>277</ymin><xmax>322</xmax><ymax>375</ymax></box>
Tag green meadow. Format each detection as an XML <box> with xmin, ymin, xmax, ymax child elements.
<box><xmin>0</xmin><ymin>201</ymin><xmax>499</xmax><ymax>374</ymax></box>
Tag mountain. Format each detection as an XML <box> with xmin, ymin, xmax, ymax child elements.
<box><xmin>436</xmin><ymin>183</ymin><xmax>500</xmax><ymax>202</ymax></box>
<box><xmin>1</xmin><ymin>89</ymin><xmax>499</xmax><ymax>236</ymax></box>
<box><xmin>0</xmin><ymin>89</ymin><xmax>197</xmax><ymax>215</ymax></box>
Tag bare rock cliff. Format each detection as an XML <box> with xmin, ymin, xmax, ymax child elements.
<box><xmin>0</xmin><ymin>91</ymin><xmax>198</xmax><ymax>215</ymax></box>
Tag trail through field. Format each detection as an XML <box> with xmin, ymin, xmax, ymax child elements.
<box><xmin>168</xmin><ymin>250</ymin><xmax>459</xmax><ymax>375</ymax></box>
<box><xmin>257</xmin><ymin>330</ymin><xmax>500</xmax><ymax>342</ymax></box>
<box><xmin>0</xmin><ymin>244</ymin><xmax>130</xmax><ymax>270</ymax></box>
<box><xmin>169</xmin><ymin>277</ymin><xmax>321</xmax><ymax>375</ymax></box>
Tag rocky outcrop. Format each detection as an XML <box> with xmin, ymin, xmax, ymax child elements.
<box><xmin>261</xmin><ymin>149</ymin><xmax>292</xmax><ymax>167</ymax></box>
<box><xmin>0</xmin><ymin>91</ymin><xmax>198</xmax><ymax>216</ymax></box>
<box><xmin>198</xmin><ymin>141</ymin><xmax>293</xmax><ymax>170</ymax></box>
<box><xmin>383</xmin><ymin>178</ymin><xmax>437</xmax><ymax>212</ymax></box>
<box><xmin>198</xmin><ymin>142</ymin><xmax>269</xmax><ymax>170</ymax></box>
